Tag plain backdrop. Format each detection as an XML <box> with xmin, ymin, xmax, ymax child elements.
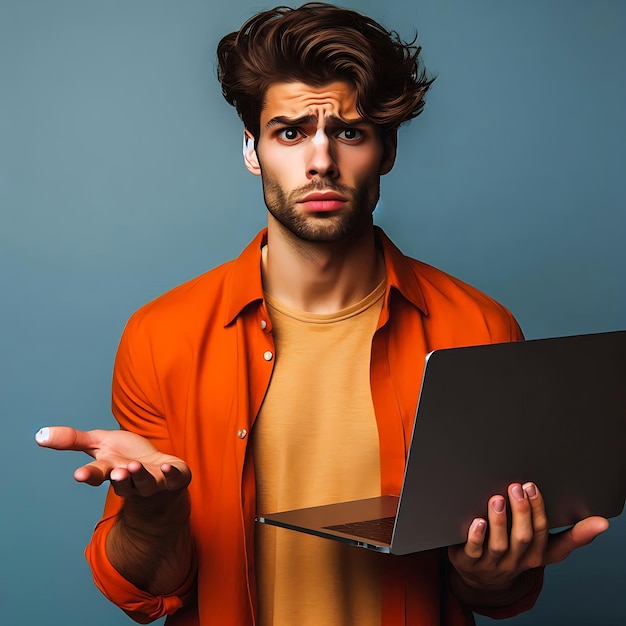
<box><xmin>1</xmin><ymin>1</ymin><xmax>624</xmax><ymax>624</ymax></box>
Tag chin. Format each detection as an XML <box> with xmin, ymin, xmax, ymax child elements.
<box><xmin>280</xmin><ymin>214</ymin><xmax>374</xmax><ymax>244</ymax></box>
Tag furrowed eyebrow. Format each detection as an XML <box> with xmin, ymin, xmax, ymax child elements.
<box><xmin>265</xmin><ymin>115</ymin><xmax>317</xmax><ymax>129</ymax></box>
<box><xmin>264</xmin><ymin>114</ymin><xmax>365</xmax><ymax>129</ymax></box>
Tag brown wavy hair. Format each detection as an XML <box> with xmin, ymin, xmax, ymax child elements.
<box><xmin>216</xmin><ymin>2</ymin><xmax>434</xmax><ymax>139</ymax></box>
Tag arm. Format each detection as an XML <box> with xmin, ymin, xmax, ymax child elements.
<box><xmin>36</xmin><ymin>427</ymin><xmax>194</xmax><ymax>605</ymax></box>
<box><xmin>448</xmin><ymin>481</ymin><xmax>609</xmax><ymax>613</ymax></box>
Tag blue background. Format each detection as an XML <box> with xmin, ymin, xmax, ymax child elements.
<box><xmin>1</xmin><ymin>1</ymin><xmax>624</xmax><ymax>624</ymax></box>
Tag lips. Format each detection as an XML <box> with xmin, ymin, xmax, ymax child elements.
<box><xmin>298</xmin><ymin>192</ymin><xmax>348</xmax><ymax>212</ymax></box>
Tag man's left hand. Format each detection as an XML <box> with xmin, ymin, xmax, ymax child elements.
<box><xmin>448</xmin><ymin>482</ymin><xmax>609</xmax><ymax>593</ymax></box>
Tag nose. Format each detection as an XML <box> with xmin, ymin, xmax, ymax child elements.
<box><xmin>306</xmin><ymin>131</ymin><xmax>338</xmax><ymax>180</ymax></box>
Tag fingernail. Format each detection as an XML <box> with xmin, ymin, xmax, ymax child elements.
<box><xmin>512</xmin><ymin>485</ymin><xmax>525</xmax><ymax>501</ymax></box>
<box><xmin>472</xmin><ymin>519</ymin><xmax>486</xmax><ymax>535</ymax></box>
<box><xmin>523</xmin><ymin>482</ymin><xmax>537</xmax><ymax>499</ymax></box>
<box><xmin>492</xmin><ymin>497</ymin><xmax>505</xmax><ymax>513</ymax></box>
<box><xmin>35</xmin><ymin>427</ymin><xmax>49</xmax><ymax>443</ymax></box>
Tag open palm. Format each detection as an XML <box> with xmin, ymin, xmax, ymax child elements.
<box><xmin>36</xmin><ymin>426</ymin><xmax>191</xmax><ymax>498</ymax></box>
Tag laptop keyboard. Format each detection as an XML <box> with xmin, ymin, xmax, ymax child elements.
<box><xmin>324</xmin><ymin>516</ymin><xmax>395</xmax><ymax>543</ymax></box>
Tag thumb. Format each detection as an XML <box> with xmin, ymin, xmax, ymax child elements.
<box><xmin>36</xmin><ymin>427</ymin><xmax>117</xmax><ymax>486</ymax></box>
<box><xmin>545</xmin><ymin>516</ymin><xmax>609</xmax><ymax>565</ymax></box>
<box><xmin>35</xmin><ymin>426</ymin><xmax>97</xmax><ymax>455</ymax></box>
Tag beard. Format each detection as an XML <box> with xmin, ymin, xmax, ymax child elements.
<box><xmin>260</xmin><ymin>175</ymin><xmax>379</xmax><ymax>243</ymax></box>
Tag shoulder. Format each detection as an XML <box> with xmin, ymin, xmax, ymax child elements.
<box><xmin>378</xmin><ymin>228</ymin><xmax>523</xmax><ymax>344</ymax></box>
<box><xmin>125</xmin><ymin>260</ymin><xmax>235</xmax><ymax>338</ymax></box>
<box><xmin>124</xmin><ymin>230</ymin><xmax>266</xmax><ymax>341</ymax></box>
<box><xmin>410</xmin><ymin>257</ymin><xmax>523</xmax><ymax>343</ymax></box>
<box><xmin>409</xmin><ymin>256</ymin><xmax>506</xmax><ymax>309</ymax></box>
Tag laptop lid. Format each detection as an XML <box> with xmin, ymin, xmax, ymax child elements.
<box><xmin>257</xmin><ymin>331</ymin><xmax>626</xmax><ymax>554</ymax></box>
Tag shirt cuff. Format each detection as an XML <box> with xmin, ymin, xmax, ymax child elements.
<box><xmin>85</xmin><ymin>515</ymin><xmax>197</xmax><ymax>622</ymax></box>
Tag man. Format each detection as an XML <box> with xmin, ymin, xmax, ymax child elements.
<box><xmin>36</xmin><ymin>4</ymin><xmax>608</xmax><ymax>625</ymax></box>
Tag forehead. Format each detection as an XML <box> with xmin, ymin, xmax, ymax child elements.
<box><xmin>261</xmin><ymin>81</ymin><xmax>360</xmax><ymax>126</ymax></box>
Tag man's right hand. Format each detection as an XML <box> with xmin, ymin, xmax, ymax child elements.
<box><xmin>35</xmin><ymin>426</ymin><xmax>191</xmax><ymax>497</ymax></box>
<box><xmin>36</xmin><ymin>426</ymin><xmax>194</xmax><ymax>598</ymax></box>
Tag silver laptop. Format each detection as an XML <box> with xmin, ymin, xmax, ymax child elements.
<box><xmin>256</xmin><ymin>330</ymin><xmax>626</xmax><ymax>555</ymax></box>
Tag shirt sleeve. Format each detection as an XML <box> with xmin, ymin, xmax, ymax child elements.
<box><xmin>85</xmin><ymin>310</ymin><xmax>197</xmax><ymax>620</ymax></box>
<box><xmin>86</xmin><ymin>509</ymin><xmax>197</xmax><ymax>621</ymax></box>
<box><xmin>453</xmin><ymin>567</ymin><xmax>544</xmax><ymax>620</ymax></box>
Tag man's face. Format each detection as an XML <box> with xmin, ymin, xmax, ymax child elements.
<box><xmin>245</xmin><ymin>81</ymin><xmax>396</xmax><ymax>243</ymax></box>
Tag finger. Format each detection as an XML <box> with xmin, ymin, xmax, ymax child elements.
<box><xmin>545</xmin><ymin>516</ymin><xmax>610</xmax><ymax>565</ymax></box>
<box><xmin>111</xmin><ymin>461</ymin><xmax>190</xmax><ymax>497</ymax></box>
<box><xmin>161</xmin><ymin>463</ymin><xmax>192</xmax><ymax>491</ymax></box>
<box><xmin>126</xmin><ymin>461</ymin><xmax>191</xmax><ymax>494</ymax></box>
<box><xmin>448</xmin><ymin>517</ymin><xmax>488</xmax><ymax>570</ymax></box>
<box><xmin>507</xmin><ymin>483</ymin><xmax>534</xmax><ymax>559</ymax></box>
<box><xmin>463</xmin><ymin>518</ymin><xmax>487</xmax><ymax>559</ymax></box>
<box><xmin>74</xmin><ymin>459</ymin><xmax>117</xmax><ymax>486</ymax></box>
<box><xmin>519</xmin><ymin>482</ymin><xmax>549</xmax><ymax>568</ymax></box>
<box><xmin>122</xmin><ymin>460</ymin><xmax>162</xmax><ymax>497</ymax></box>
<box><xmin>109</xmin><ymin>464</ymin><xmax>144</xmax><ymax>497</ymax></box>
<box><xmin>35</xmin><ymin>426</ymin><xmax>103</xmax><ymax>456</ymax></box>
<box><xmin>523</xmin><ymin>482</ymin><xmax>548</xmax><ymax>541</ymax></box>
<box><xmin>485</xmin><ymin>494</ymin><xmax>508</xmax><ymax>563</ymax></box>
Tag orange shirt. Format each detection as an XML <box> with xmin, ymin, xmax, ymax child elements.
<box><xmin>85</xmin><ymin>228</ymin><xmax>542</xmax><ymax>625</ymax></box>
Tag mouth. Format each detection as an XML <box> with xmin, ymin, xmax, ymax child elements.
<box><xmin>298</xmin><ymin>192</ymin><xmax>348</xmax><ymax>212</ymax></box>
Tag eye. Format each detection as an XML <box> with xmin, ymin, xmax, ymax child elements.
<box><xmin>278</xmin><ymin>128</ymin><xmax>302</xmax><ymax>142</ymax></box>
<box><xmin>337</xmin><ymin>128</ymin><xmax>363</xmax><ymax>142</ymax></box>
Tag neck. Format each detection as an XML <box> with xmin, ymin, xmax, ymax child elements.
<box><xmin>262</xmin><ymin>218</ymin><xmax>385</xmax><ymax>314</ymax></box>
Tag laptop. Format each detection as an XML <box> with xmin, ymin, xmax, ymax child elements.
<box><xmin>256</xmin><ymin>330</ymin><xmax>626</xmax><ymax>555</ymax></box>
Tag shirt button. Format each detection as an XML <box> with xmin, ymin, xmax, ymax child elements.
<box><xmin>237</xmin><ymin>428</ymin><xmax>247</xmax><ymax>439</ymax></box>
<box><xmin>260</xmin><ymin>320</ymin><xmax>267</xmax><ymax>330</ymax></box>
<box><xmin>263</xmin><ymin>351</ymin><xmax>273</xmax><ymax>361</ymax></box>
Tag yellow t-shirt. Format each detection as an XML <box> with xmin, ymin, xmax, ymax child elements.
<box><xmin>253</xmin><ymin>280</ymin><xmax>386</xmax><ymax>626</ymax></box>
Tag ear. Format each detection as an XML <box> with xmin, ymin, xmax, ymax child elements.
<box><xmin>243</xmin><ymin>130</ymin><xmax>261</xmax><ymax>176</ymax></box>
<box><xmin>379</xmin><ymin>130</ymin><xmax>397</xmax><ymax>175</ymax></box>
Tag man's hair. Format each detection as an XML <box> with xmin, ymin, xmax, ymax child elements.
<box><xmin>217</xmin><ymin>2</ymin><xmax>434</xmax><ymax>139</ymax></box>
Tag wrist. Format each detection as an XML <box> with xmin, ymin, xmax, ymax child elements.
<box><xmin>106</xmin><ymin>488</ymin><xmax>193</xmax><ymax>594</ymax></box>
<box><xmin>449</xmin><ymin>567</ymin><xmax>537</xmax><ymax>607</ymax></box>
<box><xmin>120</xmin><ymin>488</ymin><xmax>191</xmax><ymax>537</ymax></box>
